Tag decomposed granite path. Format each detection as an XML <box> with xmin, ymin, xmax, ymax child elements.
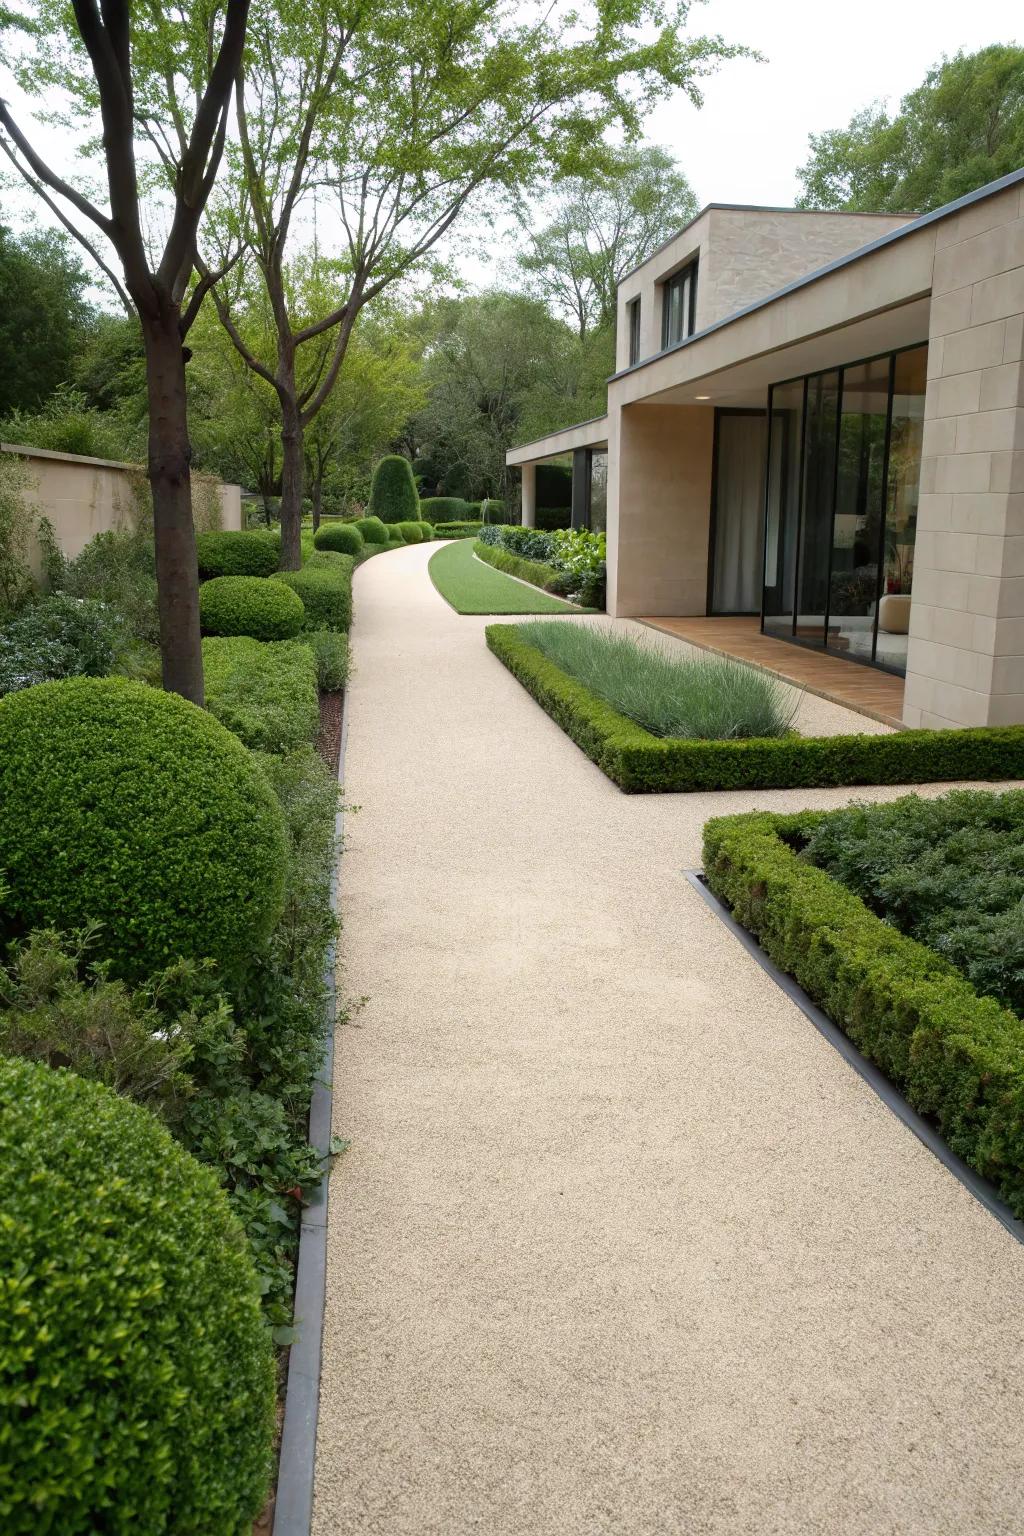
<box><xmin>313</xmin><ymin>540</ymin><xmax>1024</xmax><ymax>1536</ymax></box>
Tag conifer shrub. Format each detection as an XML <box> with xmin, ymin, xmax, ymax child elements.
<box><xmin>368</xmin><ymin>455</ymin><xmax>419</xmax><ymax>525</ymax></box>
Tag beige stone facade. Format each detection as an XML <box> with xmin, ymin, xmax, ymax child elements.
<box><xmin>509</xmin><ymin>172</ymin><xmax>1024</xmax><ymax>731</ymax></box>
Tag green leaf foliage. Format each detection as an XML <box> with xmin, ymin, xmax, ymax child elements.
<box><xmin>196</xmin><ymin>530</ymin><xmax>281</xmax><ymax>579</ymax></box>
<box><xmin>279</xmin><ymin>553</ymin><xmax>353</xmax><ymax>632</ymax></box>
<box><xmin>485</xmin><ymin>623</ymin><xmax>1024</xmax><ymax>792</ymax></box>
<box><xmin>303</xmin><ymin>629</ymin><xmax>350</xmax><ymax>691</ymax></box>
<box><xmin>797</xmin><ymin>45</ymin><xmax>1024</xmax><ymax>213</ymax></box>
<box><xmin>420</xmin><ymin>496</ymin><xmax>474</xmax><ymax>521</ymax></box>
<box><xmin>396</xmin><ymin>520</ymin><xmax>423</xmax><ymax>543</ymax></box>
<box><xmin>199</xmin><ymin>575</ymin><xmax>306</xmax><ymax>640</ymax></box>
<box><xmin>0</xmin><ymin>677</ymin><xmax>287</xmax><ymax>978</ymax></box>
<box><xmin>702</xmin><ymin>805</ymin><xmax>1024</xmax><ymax>1217</ymax></box>
<box><xmin>368</xmin><ymin>455</ymin><xmax>419</xmax><ymax>524</ymax></box>
<box><xmin>354</xmin><ymin>515</ymin><xmax>390</xmax><ymax>545</ymax></box>
<box><xmin>474</xmin><ymin>538</ymin><xmax>561</xmax><ymax>591</ymax></box>
<box><xmin>313</xmin><ymin>522</ymin><xmax>364</xmax><ymax>555</ymax></box>
<box><xmin>202</xmin><ymin>636</ymin><xmax>319</xmax><ymax>754</ymax></box>
<box><xmin>0</xmin><ymin>1055</ymin><xmax>275</xmax><ymax>1534</ymax></box>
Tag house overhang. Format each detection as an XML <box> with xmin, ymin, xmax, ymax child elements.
<box><xmin>505</xmin><ymin>415</ymin><xmax>609</xmax><ymax>468</ymax></box>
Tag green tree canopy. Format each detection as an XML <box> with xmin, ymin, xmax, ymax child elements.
<box><xmin>516</xmin><ymin>144</ymin><xmax>699</xmax><ymax>339</ymax></box>
<box><xmin>797</xmin><ymin>45</ymin><xmax>1024</xmax><ymax>214</ymax></box>
<box><xmin>0</xmin><ymin>225</ymin><xmax>90</xmax><ymax>417</ymax></box>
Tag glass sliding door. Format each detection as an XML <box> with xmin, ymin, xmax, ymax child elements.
<box><xmin>877</xmin><ymin>346</ymin><xmax>926</xmax><ymax>673</ymax></box>
<box><xmin>762</xmin><ymin>380</ymin><xmax>803</xmax><ymax>637</ymax></box>
<box><xmin>588</xmin><ymin>450</ymin><xmax>608</xmax><ymax>534</ymax></box>
<box><xmin>828</xmin><ymin>356</ymin><xmax>890</xmax><ymax>662</ymax></box>
<box><xmin>710</xmin><ymin>411</ymin><xmax>767</xmax><ymax>614</ymax></box>
<box><xmin>795</xmin><ymin>370</ymin><xmax>840</xmax><ymax>646</ymax></box>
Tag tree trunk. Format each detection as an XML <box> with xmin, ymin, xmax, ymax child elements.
<box><xmin>278</xmin><ymin>389</ymin><xmax>304</xmax><ymax>571</ymax></box>
<box><xmin>143</xmin><ymin>311</ymin><xmax>204</xmax><ymax>705</ymax></box>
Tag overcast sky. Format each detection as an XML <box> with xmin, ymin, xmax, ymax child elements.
<box><xmin>651</xmin><ymin>0</ymin><xmax>1021</xmax><ymax>208</ymax></box>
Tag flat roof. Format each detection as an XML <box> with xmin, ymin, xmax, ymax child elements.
<box><xmin>609</xmin><ymin>166</ymin><xmax>1024</xmax><ymax>386</ymax></box>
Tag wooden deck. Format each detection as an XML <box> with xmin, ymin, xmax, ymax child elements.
<box><xmin>636</xmin><ymin>615</ymin><xmax>906</xmax><ymax>728</ymax></box>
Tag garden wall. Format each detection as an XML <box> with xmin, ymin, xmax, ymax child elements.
<box><xmin>1</xmin><ymin>441</ymin><xmax>242</xmax><ymax>569</ymax></box>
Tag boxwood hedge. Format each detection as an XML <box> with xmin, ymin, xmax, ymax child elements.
<box><xmin>397</xmin><ymin>520</ymin><xmax>423</xmax><ymax>543</ymax></box>
<box><xmin>199</xmin><ymin>575</ymin><xmax>305</xmax><ymax>640</ymax></box>
<box><xmin>420</xmin><ymin>521</ymin><xmax>434</xmax><ymax>540</ymax></box>
<box><xmin>702</xmin><ymin>808</ymin><xmax>1024</xmax><ymax>1217</ymax></box>
<box><xmin>0</xmin><ymin>676</ymin><xmax>286</xmax><ymax>978</ymax></box>
<box><xmin>202</xmin><ymin>636</ymin><xmax>319</xmax><ymax>754</ymax></box>
<box><xmin>420</xmin><ymin>496</ymin><xmax>472</xmax><ymax>521</ymax></box>
<box><xmin>485</xmin><ymin>623</ymin><xmax>1024</xmax><ymax>792</ymax></box>
<box><xmin>434</xmin><ymin>520</ymin><xmax>483</xmax><ymax>540</ymax></box>
<box><xmin>354</xmin><ymin>515</ymin><xmax>389</xmax><ymax>545</ymax></box>
<box><xmin>278</xmin><ymin>552</ymin><xmax>353</xmax><ymax>632</ymax></box>
<box><xmin>313</xmin><ymin>522</ymin><xmax>363</xmax><ymax>555</ymax></box>
<box><xmin>196</xmin><ymin>530</ymin><xmax>280</xmax><ymax>579</ymax></box>
<box><xmin>0</xmin><ymin>1055</ymin><xmax>275</xmax><ymax>1534</ymax></box>
<box><xmin>474</xmin><ymin>539</ymin><xmax>560</xmax><ymax>591</ymax></box>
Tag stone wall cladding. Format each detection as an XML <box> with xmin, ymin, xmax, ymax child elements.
<box><xmin>905</xmin><ymin>184</ymin><xmax>1024</xmax><ymax>728</ymax></box>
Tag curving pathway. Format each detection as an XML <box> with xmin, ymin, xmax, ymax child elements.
<box><xmin>313</xmin><ymin>540</ymin><xmax>1024</xmax><ymax>1536</ymax></box>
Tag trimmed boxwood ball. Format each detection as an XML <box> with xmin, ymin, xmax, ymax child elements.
<box><xmin>278</xmin><ymin>552</ymin><xmax>353</xmax><ymax>632</ymax></box>
<box><xmin>355</xmin><ymin>514</ymin><xmax>389</xmax><ymax>544</ymax></box>
<box><xmin>368</xmin><ymin>454</ymin><xmax>420</xmax><ymax>524</ymax></box>
<box><xmin>196</xmin><ymin>529</ymin><xmax>280</xmax><ymax>579</ymax></box>
<box><xmin>0</xmin><ymin>1055</ymin><xmax>275</xmax><ymax>1534</ymax></box>
<box><xmin>313</xmin><ymin>521</ymin><xmax>363</xmax><ymax>555</ymax></box>
<box><xmin>397</xmin><ymin>520</ymin><xmax>423</xmax><ymax>543</ymax></box>
<box><xmin>0</xmin><ymin>677</ymin><xmax>286</xmax><ymax>980</ymax></box>
<box><xmin>420</xmin><ymin>521</ymin><xmax>434</xmax><ymax>539</ymax></box>
<box><xmin>200</xmin><ymin>575</ymin><xmax>305</xmax><ymax>640</ymax></box>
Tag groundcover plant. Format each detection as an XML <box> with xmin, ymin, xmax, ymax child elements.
<box><xmin>516</xmin><ymin>621</ymin><xmax>797</xmax><ymax>740</ymax></box>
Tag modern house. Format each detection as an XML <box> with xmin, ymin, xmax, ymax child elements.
<box><xmin>506</xmin><ymin>171</ymin><xmax>1024</xmax><ymax>730</ymax></box>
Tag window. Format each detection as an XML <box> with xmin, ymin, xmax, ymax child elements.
<box><xmin>660</xmin><ymin>260</ymin><xmax>697</xmax><ymax>349</ymax></box>
<box><xmin>627</xmin><ymin>298</ymin><xmax>641</xmax><ymax>365</ymax></box>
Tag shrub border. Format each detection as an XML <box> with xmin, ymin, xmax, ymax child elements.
<box><xmin>485</xmin><ymin>623</ymin><xmax>1024</xmax><ymax>793</ymax></box>
<box><xmin>693</xmin><ymin>814</ymin><xmax>1024</xmax><ymax>1237</ymax></box>
<box><xmin>271</xmin><ymin>687</ymin><xmax>349</xmax><ymax>1536</ymax></box>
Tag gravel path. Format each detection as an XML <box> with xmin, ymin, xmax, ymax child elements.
<box><xmin>313</xmin><ymin>540</ymin><xmax>1024</xmax><ymax>1536</ymax></box>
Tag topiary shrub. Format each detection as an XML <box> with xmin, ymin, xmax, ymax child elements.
<box><xmin>202</xmin><ymin>636</ymin><xmax>319</xmax><ymax>754</ymax></box>
<box><xmin>199</xmin><ymin>575</ymin><xmax>305</xmax><ymax>640</ymax></box>
<box><xmin>368</xmin><ymin>454</ymin><xmax>419</xmax><ymax>524</ymax></box>
<box><xmin>196</xmin><ymin>530</ymin><xmax>280</xmax><ymax>579</ymax></box>
<box><xmin>396</xmin><ymin>520</ymin><xmax>423</xmax><ymax>543</ymax></box>
<box><xmin>313</xmin><ymin>522</ymin><xmax>363</xmax><ymax>555</ymax></box>
<box><xmin>0</xmin><ymin>676</ymin><xmax>286</xmax><ymax>979</ymax></box>
<box><xmin>420</xmin><ymin>496</ymin><xmax>471</xmax><ymax>522</ymax></box>
<box><xmin>0</xmin><ymin>1055</ymin><xmax>275</xmax><ymax>1534</ymax></box>
<box><xmin>419</xmin><ymin>521</ymin><xmax>434</xmax><ymax>540</ymax></box>
<box><xmin>355</xmin><ymin>515</ymin><xmax>389</xmax><ymax>545</ymax></box>
<box><xmin>278</xmin><ymin>552</ymin><xmax>353</xmax><ymax>632</ymax></box>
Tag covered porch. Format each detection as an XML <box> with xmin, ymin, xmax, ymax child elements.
<box><xmin>506</xmin><ymin>416</ymin><xmax>609</xmax><ymax>531</ymax></box>
<box><xmin>638</xmin><ymin>614</ymin><xmax>906</xmax><ymax>728</ymax></box>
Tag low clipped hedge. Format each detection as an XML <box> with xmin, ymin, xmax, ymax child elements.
<box><xmin>314</xmin><ymin>522</ymin><xmax>363</xmax><ymax>555</ymax></box>
<box><xmin>420</xmin><ymin>496</ymin><xmax>472</xmax><ymax>521</ymax></box>
<box><xmin>0</xmin><ymin>1055</ymin><xmax>275</xmax><ymax>1533</ymax></box>
<box><xmin>200</xmin><ymin>575</ymin><xmax>305</xmax><ymax>641</ymax></box>
<box><xmin>474</xmin><ymin>539</ymin><xmax>561</xmax><ymax>591</ymax></box>
<box><xmin>419</xmin><ymin>521</ymin><xmax>435</xmax><ymax>539</ymax></box>
<box><xmin>702</xmin><ymin>808</ymin><xmax>1024</xmax><ymax>1217</ymax></box>
<box><xmin>303</xmin><ymin>628</ymin><xmax>349</xmax><ymax>691</ymax></box>
<box><xmin>397</xmin><ymin>520</ymin><xmax>423</xmax><ymax>543</ymax></box>
<box><xmin>278</xmin><ymin>551</ymin><xmax>353</xmax><ymax>632</ymax></box>
<box><xmin>0</xmin><ymin>677</ymin><xmax>286</xmax><ymax>978</ymax></box>
<box><xmin>196</xmin><ymin>530</ymin><xmax>280</xmax><ymax>579</ymax></box>
<box><xmin>354</xmin><ymin>515</ymin><xmax>389</xmax><ymax>545</ymax></box>
<box><xmin>203</xmin><ymin>636</ymin><xmax>319</xmax><ymax>754</ymax></box>
<box><xmin>485</xmin><ymin>624</ymin><xmax>1024</xmax><ymax>793</ymax></box>
<box><xmin>434</xmin><ymin>520</ymin><xmax>483</xmax><ymax>540</ymax></box>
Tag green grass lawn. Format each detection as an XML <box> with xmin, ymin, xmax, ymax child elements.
<box><xmin>428</xmin><ymin>538</ymin><xmax>585</xmax><ymax>615</ymax></box>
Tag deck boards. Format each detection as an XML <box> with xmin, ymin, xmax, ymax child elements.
<box><xmin>636</xmin><ymin>615</ymin><xmax>906</xmax><ymax>728</ymax></box>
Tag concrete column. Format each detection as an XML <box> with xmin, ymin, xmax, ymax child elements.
<box><xmin>571</xmin><ymin>447</ymin><xmax>589</xmax><ymax>529</ymax></box>
<box><xmin>904</xmin><ymin>182</ymin><xmax>1024</xmax><ymax>728</ymax></box>
<box><xmin>520</xmin><ymin>462</ymin><xmax>536</xmax><ymax>527</ymax></box>
<box><xmin>606</xmin><ymin>402</ymin><xmax>714</xmax><ymax>617</ymax></box>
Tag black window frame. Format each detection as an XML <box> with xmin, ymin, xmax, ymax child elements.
<box><xmin>660</xmin><ymin>259</ymin><xmax>698</xmax><ymax>351</ymax></box>
<box><xmin>627</xmin><ymin>297</ymin><xmax>641</xmax><ymax>365</ymax></box>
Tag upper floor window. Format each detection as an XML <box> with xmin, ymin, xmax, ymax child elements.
<box><xmin>661</xmin><ymin>260</ymin><xmax>698</xmax><ymax>350</ymax></box>
<box><xmin>627</xmin><ymin>298</ymin><xmax>641</xmax><ymax>365</ymax></box>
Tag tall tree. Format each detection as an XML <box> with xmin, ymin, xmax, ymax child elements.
<box><xmin>0</xmin><ymin>0</ymin><xmax>250</xmax><ymax>703</ymax></box>
<box><xmin>205</xmin><ymin>0</ymin><xmax>744</xmax><ymax>568</ymax></box>
<box><xmin>516</xmin><ymin>144</ymin><xmax>699</xmax><ymax>339</ymax></box>
<box><xmin>0</xmin><ymin>224</ymin><xmax>90</xmax><ymax>416</ymax></box>
<box><xmin>797</xmin><ymin>45</ymin><xmax>1024</xmax><ymax>214</ymax></box>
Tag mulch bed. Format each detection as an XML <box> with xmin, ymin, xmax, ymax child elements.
<box><xmin>317</xmin><ymin>689</ymin><xmax>343</xmax><ymax>775</ymax></box>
